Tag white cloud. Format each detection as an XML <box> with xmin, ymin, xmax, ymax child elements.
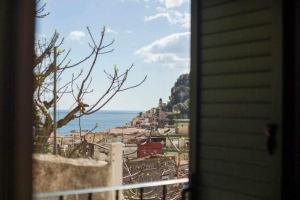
<box><xmin>68</xmin><ymin>31</ymin><xmax>85</xmax><ymax>41</ymax></box>
<box><xmin>106</xmin><ymin>27</ymin><xmax>118</xmax><ymax>34</ymax></box>
<box><xmin>121</xmin><ymin>0</ymin><xmax>189</xmax><ymax>8</ymax></box>
<box><xmin>165</xmin><ymin>0</ymin><xmax>188</xmax><ymax>8</ymax></box>
<box><xmin>155</xmin><ymin>6</ymin><xmax>166</xmax><ymax>12</ymax></box>
<box><xmin>35</xmin><ymin>33</ymin><xmax>46</xmax><ymax>39</ymax></box>
<box><xmin>182</xmin><ymin>66</ymin><xmax>190</xmax><ymax>74</ymax></box>
<box><xmin>135</xmin><ymin>32</ymin><xmax>190</xmax><ymax>68</ymax></box>
<box><xmin>145</xmin><ymin>10</ymin><xmax>190</xmax><ymax>29</ymax></box>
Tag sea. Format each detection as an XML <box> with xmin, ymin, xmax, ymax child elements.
<box><xmin>56</xmin><ymin>110</ymin><xmax>140</xmax><ymax>135</ymax></box>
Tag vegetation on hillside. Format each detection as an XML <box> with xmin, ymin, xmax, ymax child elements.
<box><xmin>167</xmin><ymin>73</ymin><xmax>190</xmax><ymax>118</ymax></box>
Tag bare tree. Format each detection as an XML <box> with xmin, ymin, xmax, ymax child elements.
<box><xmin>33</xmin><ymin>2</ymin><xmax>146</xmax><ymax>152</ymax></box>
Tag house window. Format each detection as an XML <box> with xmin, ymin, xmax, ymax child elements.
<box><xmin>4</xmin><ymin>1</ymin><xmax>300</xmax><ymax>200</ymax></box>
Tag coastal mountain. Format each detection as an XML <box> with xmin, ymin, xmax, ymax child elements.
<box><xmin>167</xmin><ymin>73</ymin><xmax>190</xmax><ymax>117</ymax></box>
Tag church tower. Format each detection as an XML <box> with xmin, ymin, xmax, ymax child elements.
<box><xmin>159</xmin><ymin>98</ymin><xmax>163</xmax><ymax>108</ymax></box>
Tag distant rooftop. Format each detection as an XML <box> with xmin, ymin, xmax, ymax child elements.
<box><xmin>174</xmin><ymin>119</ymin><xmax>190</xmax><ymax>123</ymax></box>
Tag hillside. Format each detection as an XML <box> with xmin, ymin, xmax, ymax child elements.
<box><xmin>167</xmin><ymin>73</ymin><xmax>190</xmax><ymax>117</ymax></box>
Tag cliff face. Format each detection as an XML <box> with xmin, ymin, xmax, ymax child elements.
<box><xmin>167</xmin><ymin>73</ymin><xmax>190</xmax><ymax>117</ymax></box>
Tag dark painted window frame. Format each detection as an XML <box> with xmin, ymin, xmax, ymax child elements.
<box><xmin>0</xmin><ymin>0</ymin><xmax>35</xmax><ymax>200</ymax></box>
<box><xmin>189</xmin><ymin>0</ymin><xmax>202</xmax><ymax>199</ymax></box>
<box><xmin>0</xmin><ymin>0</ymin><xmax>300</xmax><ymax>200</ymax></box>
<box><xmin>282</xmin><ymin>1</ymin><xmax>300</xmax><ymax>199</ymax></box>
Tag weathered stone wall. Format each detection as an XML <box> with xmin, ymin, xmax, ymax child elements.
<box><xmin>33</xmin><ymin>143</ymin><xmax>124</xmax><ymax>200</ymax></box>
<box><xmin>123</xmin><ymin>145</ymin><xmax>137</xmax><ymax>159</ymax></box>
<box><xmin>33</xmin><ymin>154</ymin><xmax>111</xmax><ymax>200</ymax></box>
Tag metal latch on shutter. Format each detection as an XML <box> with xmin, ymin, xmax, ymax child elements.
<box><xmin>264</xmin><ymin>123</ymin><xmax>278</xmax><ymax>155</ymax></box>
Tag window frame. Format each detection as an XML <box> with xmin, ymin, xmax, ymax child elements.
<box><xmin>1</xmin><ymin>0</ymin><xmax>300</xmax><ymax>199</ymax></box>
<box><xmin>0</xmin><ymin>0</ymin><xmax>35</xmax><ymax>200</ymax></box>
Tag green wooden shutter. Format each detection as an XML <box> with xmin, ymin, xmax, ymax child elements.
<box><xmin>198</xmin><ymin>0</ymin><xmax>282</xmax><ymax>199</ymax></box>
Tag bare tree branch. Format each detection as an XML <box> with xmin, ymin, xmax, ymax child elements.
<box><xmin>33</xmin><ymin>25</ymin><xmax>147</xmax><ymax>153</ymax></box>
<box><xmin>36</xmin><ymin>0</ymin><xmax>50</xmax><ymax>18</ymax></box>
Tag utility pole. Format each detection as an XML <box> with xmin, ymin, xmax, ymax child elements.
<box><xmin>79</xmin><ymin>110</ymin><xmax>82</xmax><ymax>142</ymax></box>
<box><xmin>53</xmin><ymin>46</ymin><xmax>57</xmax><ymax>155</ymax></box>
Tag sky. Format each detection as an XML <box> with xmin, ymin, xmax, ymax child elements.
<box><xmin>36</xmin><ymin>0</ymin><xmax>190</xmax><ymax>111</ymax></box>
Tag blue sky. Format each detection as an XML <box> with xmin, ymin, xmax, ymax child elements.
<box><xmin>36</xmin><ymin>0</ymin><xmax>190</xmax><ymax>111</ymax></box>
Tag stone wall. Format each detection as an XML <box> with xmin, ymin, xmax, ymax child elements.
<box><xmin>33</xmin><ymin>143</ymin><xmax>124</xmax><ymax>200</ymax></box>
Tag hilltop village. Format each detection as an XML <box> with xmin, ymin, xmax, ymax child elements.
<box><xmin>43</xmin><ymin>98</ymin><xmax>190</xmax><ymax>199</ymax></box>
<box><xmin>39</xmin><ymin>73</ymin><xmax>190</xmax><ymax>199</ymax></box>
<box><xmin>49</xmin><ymin>97</ymin><xmax>190</xmax><ymax>174</ymax></box>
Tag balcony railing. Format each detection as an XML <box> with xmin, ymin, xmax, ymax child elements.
<box><xmin>33</xmin><ymin>178</ymin><xmax>189</xmax><ymax>200</ymax></box>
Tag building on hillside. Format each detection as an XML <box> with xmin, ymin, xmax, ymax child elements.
<box><xmin>162</xmin><ymin>120</ymin><xmax>190</xmax><ymax>167</ymax></box>
<box><xmin>137</xmin><ymin>142</ymin><xmax>163</xmax><ymax>157</ymax></box>
<box><xmin>158</xmin><ymin>98</ymin><xmax>167</xmax><ymax>110</ymax></box>
<box><xmin>174</xmin><ymin>119</ymin><xmax>189</xmax><ymax>135</ymax></box>
<box><xmin>165</xmin><ymin>134</ymin><xmax>189</xmax><ymax>149</ymax></box>
<box><xmin>163</xmin><ymin>148</ymin><xmax>189</xmax><ymax>166</ymax></box>
<box><xmin>84</xmin><ymin>132</ymin><xmax>104</xmax><ymax>143</ymax></box>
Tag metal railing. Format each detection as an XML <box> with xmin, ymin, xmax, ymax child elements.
<box><xmin>33</xmin><ymin>178</ymin><xmax>189</xmax><ymax>200</ymax></box>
